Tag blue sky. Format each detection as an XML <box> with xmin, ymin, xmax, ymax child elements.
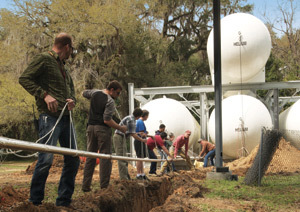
<box><xmin>247</xmin><ymin>0</ymin><xmax>300</xmax><ymax>29</ymax></box>
<box><xmin>0</xmin><ymin>0</ymin><xmax>13</xmax><ymax>10</ymax></box>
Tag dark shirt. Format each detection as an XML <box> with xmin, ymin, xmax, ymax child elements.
<box><xmin>19</xmin><ymin>50</ymin><xmax>75</xmax><ymax>116</ymax></box>
<box><xmin>83</xmin><ymin>89</ymin><xmax>115</xmax><ymax>126</ymax></box>
<box><xmin>155</xmin><ymin>130</ymin><xmax>165</xmax><ymax>149</ymax></box>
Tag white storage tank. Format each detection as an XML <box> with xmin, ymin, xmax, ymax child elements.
<box><xmin>142</xmin><ymin>97</ymin><xmax>201</xmax><ymax>152</ymax></box>
<box><xmin>279</xmin><ymin>100</ymin><xmax>300</xmax><ymax>150</ymax></box>
<box><xmin>207</xmin><ymin>13</ymin><xmax>271</xmax><ymax>85</ymax></box>
<box><xmin>208</xmin><ymin>95</ymin><xmax>273</xmax><ymax>159</ymax></box>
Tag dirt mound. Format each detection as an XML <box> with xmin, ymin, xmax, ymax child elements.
<box><xmin>226</xmin><ymin>138</ymin><xmax>300</xmax><ymax>176</ymax></box>
<box><xmin>26</xmin><ymin>154</ymin><xmax>85</xmax><ymax>174</ymax></box>
<box><xmin>0</xmin><ymin>185</ymin><xmax>28</xmax><ymax>210</ymax></box>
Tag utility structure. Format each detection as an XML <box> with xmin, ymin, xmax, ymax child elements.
<box><xmin>128</xmin><ymin>81</ymin><xmax>300</xmax><ymax>161</ymax></box>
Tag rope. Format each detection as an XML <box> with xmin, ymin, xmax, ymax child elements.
<box><xmin>1</xmin><ymin>102</ymin><xmax>78</xmax><ymax>158</ymax></box>
<box><xmin>6</xmin><ymin>149</ymin><xmax>38</xmax><ymax>158</ymax></box>
<box><xmin>35</xmin><ymin>102</ymin><xmax>69</xmax><ymax>145</ymax></box>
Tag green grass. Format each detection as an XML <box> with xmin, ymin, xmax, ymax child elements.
<box><xmin>0</xmin><ymin>160</ymin><xmax>34</xmax><ymax>173</ymax></box>
<box><xmin>203</xmin><ymin>175</ymin><xmax>300</xmax><ymax>211</ymax></box>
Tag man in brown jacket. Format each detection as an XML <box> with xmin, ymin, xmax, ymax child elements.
<box><xmin>198</xmin><ymin>139</ymin><xmax>216</xmax><ymax>167</ymax></box>
<box><xmin>19</xmin><ymin>32</ymin><xmax>79</xmax><ymax>207</ymax></box>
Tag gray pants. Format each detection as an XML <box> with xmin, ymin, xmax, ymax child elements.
<box><xmin>82</xmin><ymin>125</ymin><xmax>112</xmax><ymax>190</ymax></box>
<box><xmin>113</xmin><ymin>133</ymin><xmax>130</xmax><ymax>180</ymax></box>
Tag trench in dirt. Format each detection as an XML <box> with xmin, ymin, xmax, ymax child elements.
<box><xmin>77</xmin><ymin>178</ymin><xmax>174</xmax><ymax>212</ymax></box>
<box><xmin>1</xmin><ymin>170</ymin><xmax>207</xmax><ymax>212</ymax></box>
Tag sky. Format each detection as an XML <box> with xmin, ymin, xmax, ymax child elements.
<box><xmin>0</xmin><ymin>0</ymin><xmax>299</xmax><ymax>32</ymax></box>
<box><xmin>247</xmin><ymin>0</ymin><xmax>300</xmax><ymax>30</ymax></box>
<box><xmin>0</xmin><ymin>0</ymin><xmax>13</xmax><ymax>10</ymax></box>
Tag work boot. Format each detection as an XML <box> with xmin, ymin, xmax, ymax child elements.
<box><xmin>143</xmin><ymin>175</ymin><xmax>150</xmax><ymax>181</ymax></box>
<box><xmin>136</xmin><ymin>175</ymin><xmax>143</xmax><ymax>180</ymax></box>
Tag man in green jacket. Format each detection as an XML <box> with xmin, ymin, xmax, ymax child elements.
<box><xmin>19</xmin><ymin>32</ymin><xmax>79</xmax><ymax>208</ymax></box>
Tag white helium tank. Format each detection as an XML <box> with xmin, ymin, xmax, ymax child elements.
<box><xmin>208</xmin><ymin>95</ymin><xmax>272</xmax><ymax>159</ymax></box>
<box><xmin>142</xmin><ymin>97</ymin><xmax>201</xmax><ymax>153</ymax></box>
<box><xmin>279</xmin><ymin>100</ymin><xmax>300</xmax><ymax>150</ymax></box>
<box><xmin>207</xmin><ymin>13</ymin><xmax>271</xmax><ymax>84</ymax></box>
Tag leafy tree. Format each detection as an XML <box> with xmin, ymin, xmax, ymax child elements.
<box><xmin>266</xmin><ymin>0</ymin><xmax>300</xmax><ymax>81</ymax></box>
<box><xmin>0</xmin><ymin>73</ymin><xmax>37</xmax><ymax>140</ymax></box>
<box><xmin>0</xmin><ymin>0</ymin><xmax>256</xmax><ymax>144</ymax></box>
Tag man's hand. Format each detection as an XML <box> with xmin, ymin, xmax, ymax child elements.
<box><xmin>44</xmin><ymin>94</ymin><xmax>58</xmax><ymax>113</ymax></box>
<box><xmin>138</xmin><ymin>132</ymin><xmax>146</xmax><ymax>138</ymax></box>
<box><xmin>120</xmin><ymin>125</ymin><xmax>127</xmax><ymax>134</ymax></box>
<box><xmin>66</xmin><ymin>99</ymin><xmax>75</xmax><ymax>111</ymax></box>
<box><xmin>197</xmin><ymin>156</ymin><xmax>204</xmax><ymax>161</ymax></box>
<box><xmin>142</xmin><ymin>139</ymin><xmax>147</xmax><ymax>143</ymax></box>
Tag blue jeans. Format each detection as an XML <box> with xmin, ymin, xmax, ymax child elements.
<box><xmin>29</xmin><ymin>114</ymin><xmax>80</xmax><ymax>206</ymax></box>
<box><xmin>148</xmin><ymin>149</ymin><xmax>157</xmax><ymax>174</ymax></box>
<box><xmin>204</xmin><ymin>149</ymin><xmax>216</xmax><ymax>167</ymax></box>
<box><xmin>158</xmin><ymin>149</ymin><xmax>165</xmax><ymax>168</ymax></box>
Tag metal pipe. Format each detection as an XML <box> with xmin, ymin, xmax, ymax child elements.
<box><xmin>0</xmin><ymin>136</ymin><xmax>188</xmax><ymax>163</ymax></box>
<box><xmin>213</xmin><ymin>0</ymin><xmax>223</xmax><ymax>167</ymax></box>
<box><xmin>273</xmin><ymin>89</ymin><xmax>279</xmax><ymax>130</ymax></box>
<box><xmin>128</xmin><ymin>82</ymin><xmax>135</xmax><ymax>159</ymax></box>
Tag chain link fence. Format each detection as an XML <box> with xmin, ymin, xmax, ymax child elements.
<box><xmin>243</xmin><ymin>128</ymin><xmax>300</xmax><ymax>186</ymax></box>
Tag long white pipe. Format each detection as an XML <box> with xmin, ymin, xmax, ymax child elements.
<box><xmin>0</xmin><ymin>136</ymin><xmax>190</xmax><ymax>162</ymax></box>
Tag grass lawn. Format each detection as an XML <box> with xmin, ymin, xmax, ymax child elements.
<box><xmin>203</xmin><ymin>175</ymin><xmax>300</xmax><ymax>211</ymax></box>
<box><xmin>0</xmin><ymin>159</ymin><xmax>35</xmax><ymax>174</ymax></box>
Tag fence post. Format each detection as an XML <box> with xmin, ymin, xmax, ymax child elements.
<box><xmin>258</xmin><ymin>127</ymin><xmax>264</xmax><ymax>186</ymax></box>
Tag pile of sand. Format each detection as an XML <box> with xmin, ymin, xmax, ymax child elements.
<box><xmin>225</xmin><ymin>138</ymin><xmax>300</xmax><ymax>176</ymax></box>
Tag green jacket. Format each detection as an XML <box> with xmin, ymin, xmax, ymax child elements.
<box><xmin>19</xmin><ymin>50</ymin><xmax>76</xmax><ymax>117</ymax></box>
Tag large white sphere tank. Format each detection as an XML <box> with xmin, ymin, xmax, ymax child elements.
<box><xmin>207</xmin><ymin>13</ymin><xmax>271</xmax><ymax>84</ymax></box>
<box><xmin>142</xmin><ymin>97</ymin><xmax>201</xmax><ymax>153</ymax></box>
<box><xmin>208</xmin><ymin>95</ymin><xmax>272</xmax><ymax>159</ymax></box>
<box><xmin>279</xmin><ymin>100</ymin><xmax>300</xmax><ymax>149</ymax></box>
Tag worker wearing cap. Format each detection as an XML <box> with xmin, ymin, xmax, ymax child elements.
<box><xmin>198</xmin><ymin>139</ymin><xmax>216</xmax><ymax>167</ymax></box>
<box><xmin>158</xmin><ymin>130</ymin><xmax>194</xmax><ymax>175</ymax></box>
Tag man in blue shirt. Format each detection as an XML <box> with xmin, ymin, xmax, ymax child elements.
<box><xmin>134</xmin><ymin>110</ymin><xmax>150</xmax><ymax>180</ymax></box>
